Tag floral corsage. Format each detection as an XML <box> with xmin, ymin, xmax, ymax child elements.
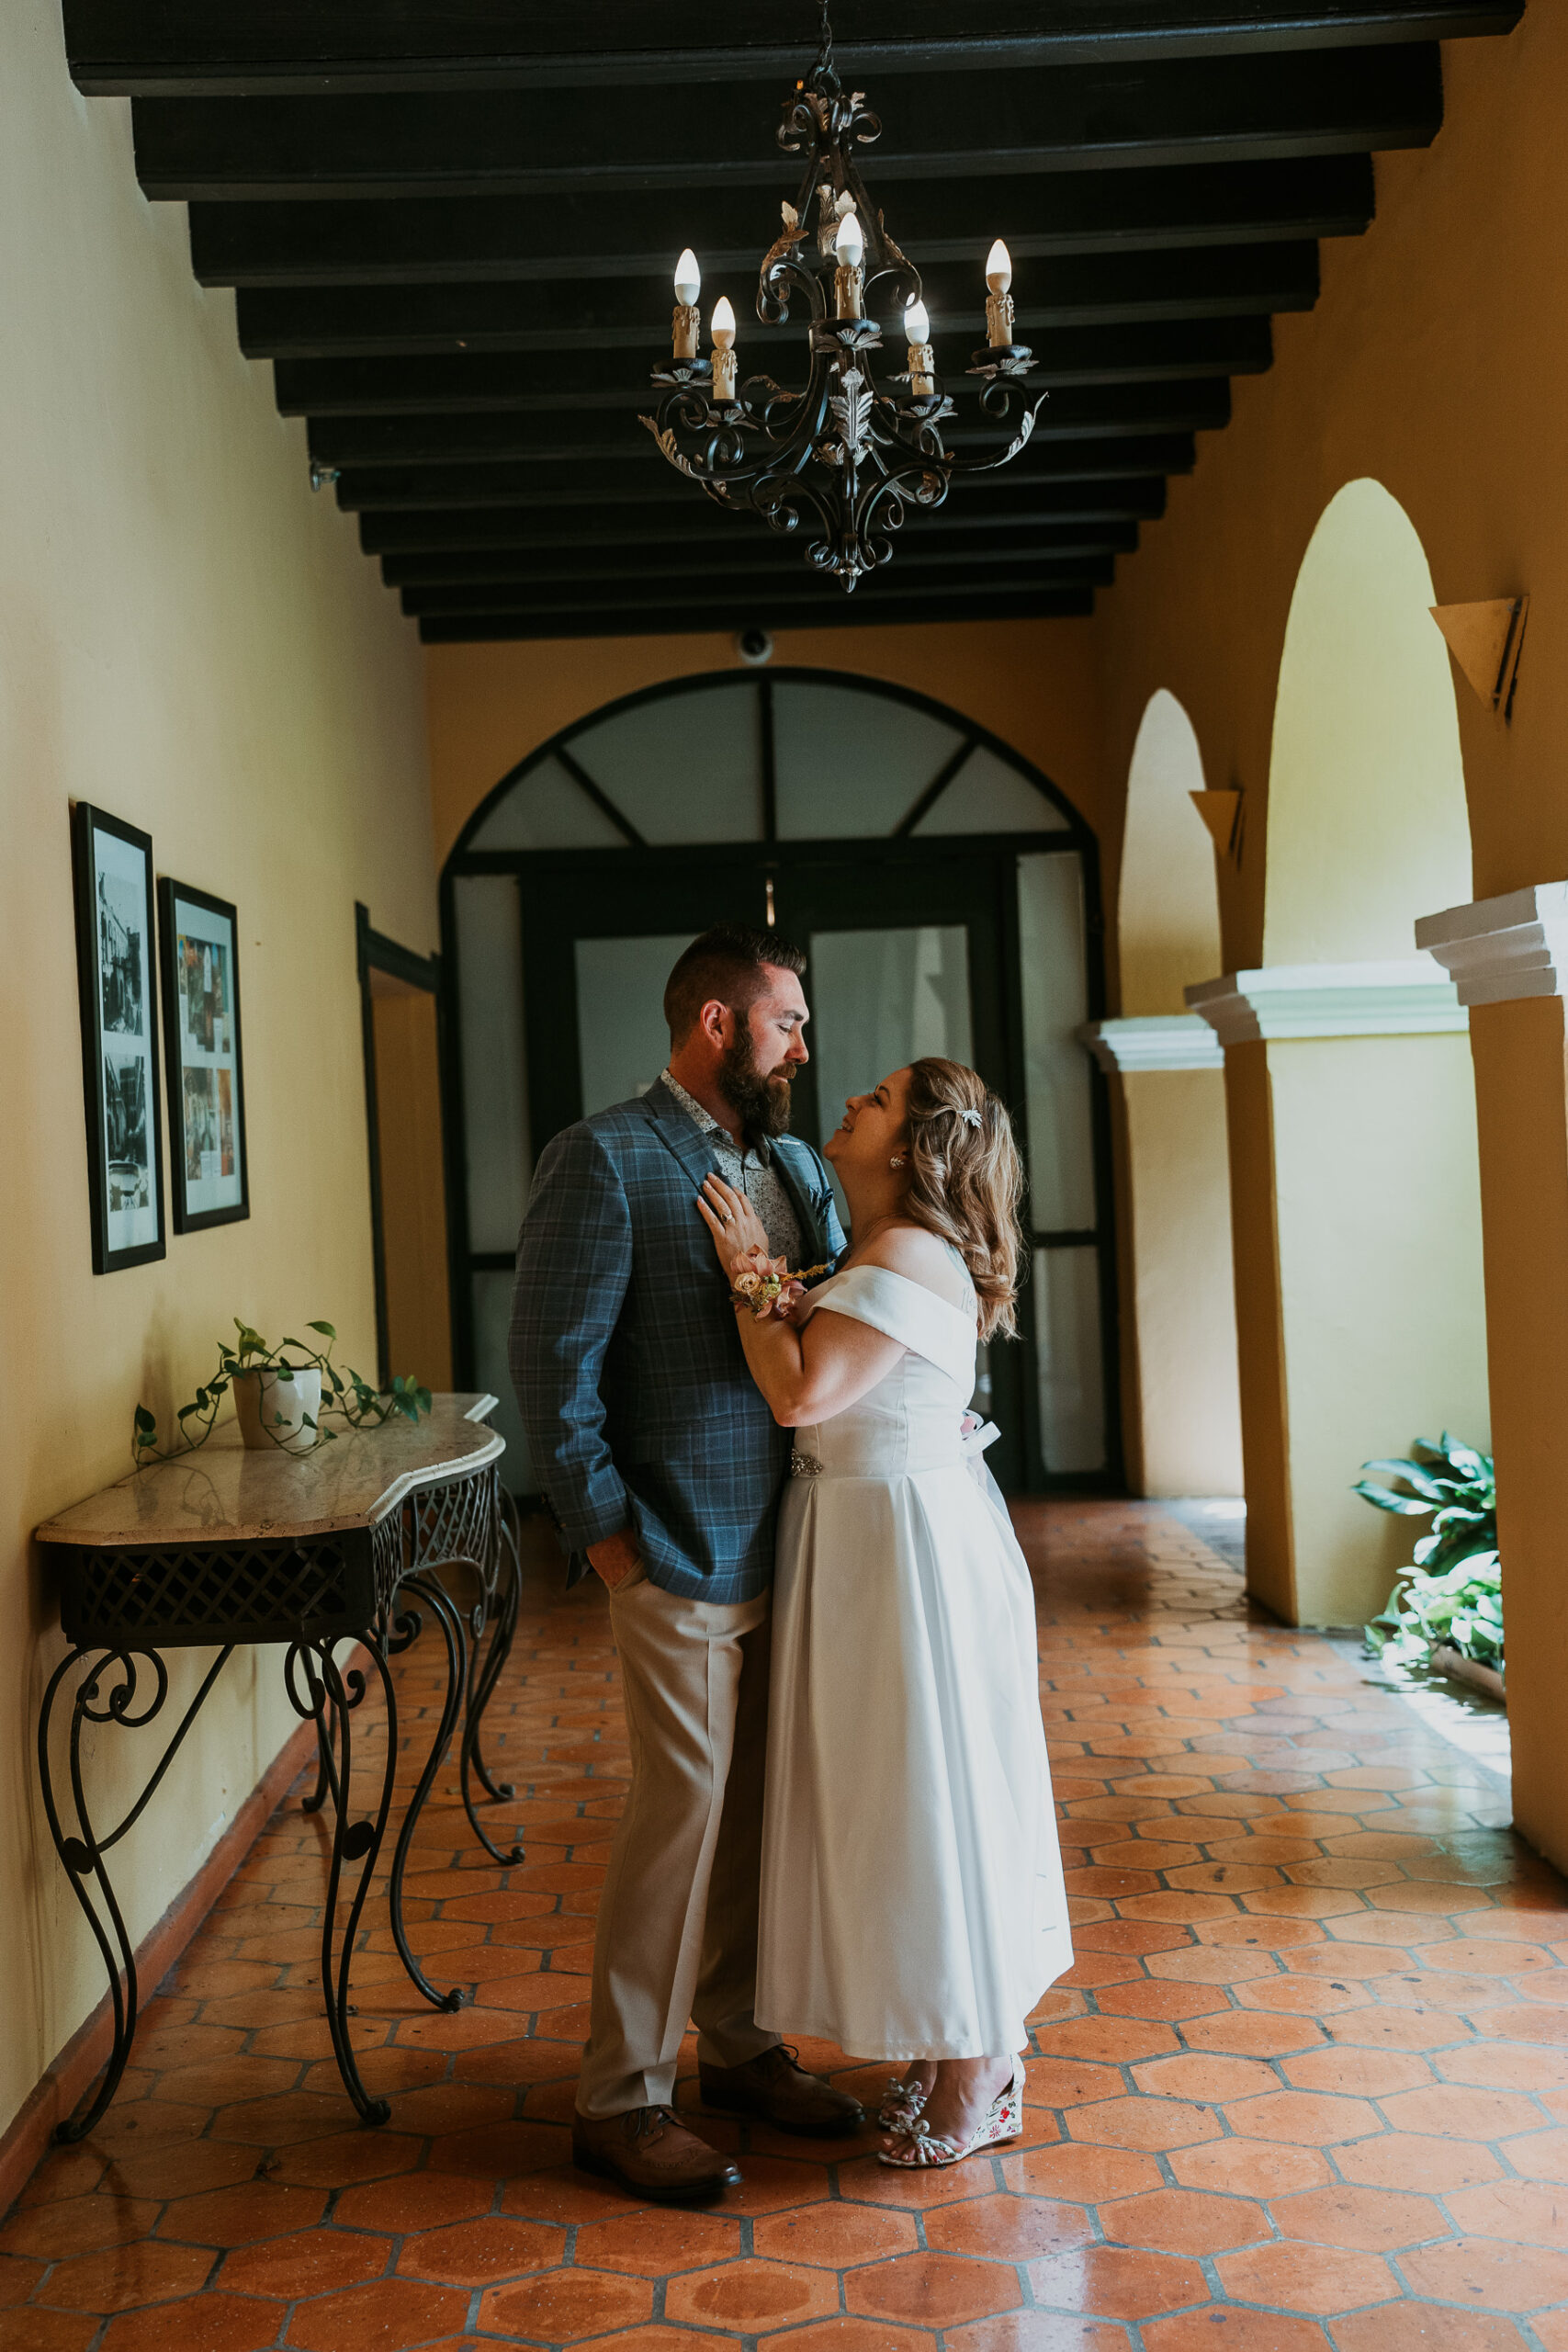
<box><xmin>728</xmin><ymin>1246</ymin><xmax>831</xmax><ymax>1321</ymax></box>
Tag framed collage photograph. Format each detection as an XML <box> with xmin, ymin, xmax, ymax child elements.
<box><xmin>159</xmin><ymin>877</ymin><xmax>249</xmax><ymax>1231</ymax></box>
<box><xmin>71</xmin><ymin>804</ymin><xmax>166</xmax><ymax>1274</ymax></box>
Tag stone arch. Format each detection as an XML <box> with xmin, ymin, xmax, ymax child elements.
<box><xmin>1119</xmin><ymin>687</ymin><xmax>1222</xmax><ymax>1014</ymax></box>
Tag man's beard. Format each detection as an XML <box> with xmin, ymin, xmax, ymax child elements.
<box><xmin>718</xmin><ymin>1031</ymin><xmax>795</xmax><ymax>1148</ymax></box>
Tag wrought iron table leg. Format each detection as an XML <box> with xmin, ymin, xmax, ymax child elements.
<box><xmin>466</xmin><ymin>1494</ymin><xmax>521</xmax><ymax>1805</ymax></box>
<box><xmin>384</xmin><ymin>1575</ymin><xmax>468</xmax><ymax>2011</ymax></box>
<box><xmin>285</xmin><ymin>1635</ymin><xmax>399</xmax><ymax>2125</ymax></box>
<box><xmin>457</xmin><ymin>1533</ymin><xmax>525</xmax><ymax>1867</ymax></box>
<box><xmin>38</xmin><ymin>1643</ymin><xmax>233</xmax><ymax>2143</ymax></box>
<box><xmin>300</xmin><ymin>1713</ymin><xmax>332</xmax><ymax>1816</ymax></box>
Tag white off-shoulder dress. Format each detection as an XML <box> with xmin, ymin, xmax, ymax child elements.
<box><xmin>755</xmin><ymin>1263</ymin><xmax>1073</xmax><ymax>2061</ymax></box>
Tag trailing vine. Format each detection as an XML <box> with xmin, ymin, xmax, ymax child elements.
<box><xmin>132</xmin><ymin>1319</ymin><xmax>432</xmax><ymax>1467</ymax></box>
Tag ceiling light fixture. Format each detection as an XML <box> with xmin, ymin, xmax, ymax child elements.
<box><xmin>641</xmin><ymin>2</ymin><xmax>1047</xmax><ymax>592</ymax></box>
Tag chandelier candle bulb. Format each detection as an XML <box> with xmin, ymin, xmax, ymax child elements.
<box><xmin>904</xmin><ymin>298</ymin><xmax>935</xmax><ymax>394</ymax></box>
<box><xmin>985</xmin><ymin>237</ymin><xmax>1015</xmax><ymax>346</ymax></box>
<box><xmin>672</xmin><ymin>247</ymin><xmax>702</xmax><ymax>358</ymax></box>
<box><xmin>710</xmin><ymin>294</ymin><xmax>738</xmax><ymax>401</ymax></box>
<box><xmin>832</xmin><ymin>209</ymin><xmax>865</xmax><ymax>320</ymax></box>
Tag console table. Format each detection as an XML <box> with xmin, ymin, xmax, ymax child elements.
<box><xmin>34</xmin><ymin>1394</ymin><xmax>523</xmax><ymax>2139</ymax></box>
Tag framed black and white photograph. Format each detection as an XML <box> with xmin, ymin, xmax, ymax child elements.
<box><xmin>159</xmin><ymin>876</ymin><xmax>249</xmax><ymax>1232</ymax></box>
<box><xmin>71</xmin><ymin>803</ymin><xmax>166</xmax><ymax>1273</ymax></box>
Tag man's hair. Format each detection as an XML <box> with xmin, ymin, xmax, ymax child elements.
<box><xmin>663</xmin><ymin>922</ymin><xmax>807</xmax><ymax>1046</ymax></box>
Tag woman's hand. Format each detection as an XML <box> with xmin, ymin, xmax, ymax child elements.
<box><xmin>696</xmin><ymin>1172</ymin><xmax>771</xmax><ymax>1274</ymax></box>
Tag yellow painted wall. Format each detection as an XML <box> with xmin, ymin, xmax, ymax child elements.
<box><xmin>372</xmin><ymin>988</ymin><xmax>455</xmax><ymax>1392</ymax></box>
<box><xmin>1121</xmin><ymin>1070</ymin><xmax>1244</xmax><ymax>1498</ymax></box>
<box><xmin>424</xmin><ymin>618</ymin><xmax>1105</xmax><ymax>864</ymax></box>
<box><xmin>1269</xmin><ymin>1034</ymin><xmax>1491</xmax><ymax>1626</ymax></box>
<box><xmin>1</xmin><ymin>8</ymin><xmax>434</xmax><ymax>2143</ymax></box>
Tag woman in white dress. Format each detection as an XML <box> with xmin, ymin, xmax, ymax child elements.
<box><xmin>695</xmin><ymin>1056</ymin><xmax>1072</xmax><ymax>2168</ymax></box>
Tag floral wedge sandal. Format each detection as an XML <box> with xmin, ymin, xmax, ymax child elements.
<box><xmin>877</xmin><ymin>2056</ymin><xmax>1024</xmax><ymax>2169</ymax></box>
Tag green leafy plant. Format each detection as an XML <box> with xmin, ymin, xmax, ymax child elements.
<box><xmin>133</xmin><ymin>1319</ymin><xmax>432</xmax><ymax>1467</ymax></box>
<box><xmin>1356</xmin><ymin>1433</ymin><xmax>1502</xmax><ymax>1674</ymax></box>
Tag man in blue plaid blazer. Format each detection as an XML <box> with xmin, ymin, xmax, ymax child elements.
<box><xmin>511</xmin><ymin>925</ymin><xmax>863</xmax><ymax>2201</ymax></box>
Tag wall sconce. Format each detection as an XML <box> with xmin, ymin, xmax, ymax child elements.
<box><xmin>1190</xmin><ymin>788</ymin><xmax>1245</xmax><ymax>867</ymax></box>
<box><xmin>1430</xmin><ymin>596</ymin><xmax>1529</xmax><ymax>723</ymax></box>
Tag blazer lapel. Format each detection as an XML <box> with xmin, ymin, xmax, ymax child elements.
<box><xmin>766</xmin><ymin>1136</ymin><xmax>834</xmax><ymax>1267</ymax></box>
<box><xmin>640</xmin><ymin>1075</ymin><xmax>723</xmax><ymax>1192</ymax></box>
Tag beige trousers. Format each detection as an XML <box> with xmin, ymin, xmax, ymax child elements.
<box><xmin>574</xmin><ymin>1566</ymin><xmax>780</xmax><ymax>2119</ymax></box>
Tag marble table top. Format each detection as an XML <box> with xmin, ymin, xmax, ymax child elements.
<box><xmin>36</xmin><ymin>1394</ymin><xmax>505</xmax><ymax>1548</ymax></box>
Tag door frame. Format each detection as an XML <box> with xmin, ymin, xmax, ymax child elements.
<box><xmin>355</xmin><ymin>900</ymin><xmax>442</xmax><ymax>1391</ymax></box>
<box><xmin>438</xmin><ymin>667</ymin><xmax>1122</xmax><ymax>1494</ymax></box>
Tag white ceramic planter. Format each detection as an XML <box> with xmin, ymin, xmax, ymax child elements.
<box><xmin>232</xmin><ymin>1366</ymin><xmax>322</xmax><ymax>1454</ymax></box>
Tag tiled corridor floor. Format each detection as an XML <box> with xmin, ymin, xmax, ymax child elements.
<box><xmin>6</xmin><ymin>1502</ymin><xmax>1568</xmax><ymax>2352</ymax></box>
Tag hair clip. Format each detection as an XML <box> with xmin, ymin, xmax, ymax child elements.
<box><xmin>960</xmin><ymin>1106</ymin><xmax>982</xmax><ymax>1129</ymax></box>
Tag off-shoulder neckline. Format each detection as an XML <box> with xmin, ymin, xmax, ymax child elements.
<box><xmin>817</xmin><ymin>1261</ymin><xmax>977</xmax><ymax>1326</ymax></box>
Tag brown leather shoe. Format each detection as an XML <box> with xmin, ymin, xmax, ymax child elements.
<box><xmin>571</xmin><ymin>2105</ymin><xmax>742</xmax><ymax>2203</ymax></box>
<box><xmin>699</xmin><ymin>2044</ymin><xmax>866</xmax><ymax>2138</ymax></box>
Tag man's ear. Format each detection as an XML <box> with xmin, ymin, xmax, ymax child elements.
<box><xmin>697</xmin><ymin>997</ymin><xmax>730</xmax><ymax>1050</ymax></box>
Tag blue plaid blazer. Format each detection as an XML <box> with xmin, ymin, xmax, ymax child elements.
<box><xmin>509</xmin><ymin>1077</ymin><xmax>845</xmax><ymax>1604</ymax></box>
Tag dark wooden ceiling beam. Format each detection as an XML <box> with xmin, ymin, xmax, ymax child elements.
<box><xmin>386</xmin><ymin>521</ymin><xmax>1140</xmax><ymax>594</ymax></box>
<box><xmin>66</xmin><ymin>3</ymin><xmax>1519</xmax><ymax>97</ymax></box>
<box><xmin>369</xmin><ymin>481</ymin><xmax>1169</xmax><ymax>569</ymax></box>
<box><xmin>240</xmin><ymin>281</ymin><xmax>1276</xmax><ymax>383</ymax></box>
<box><xmin>234</xmin><ymin>259</ymin><xmax>1307</xmax><ymax>361</ymax></box>
<box><xmin>129</xmin><ymin>48</ymin><xmax>1441</xmax><ymax>203</ymax></box>
<box><xmin>189</xmin><ymin>160</ymin><xmax>1370</xmax><ymax>288</ymax></box>
<box><xmin>418</xmin><ymin>586</ymin><xmax>1099</xmax><ymax>644</ymax></box>
<box><xmin>402</xmin><ymin>557</ymin><xmax>1118</xmax><ymax>619</ymax></box>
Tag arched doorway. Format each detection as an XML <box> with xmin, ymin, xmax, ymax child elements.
<box><xmin>440</xmin><ymin>667</ymin><xmax>1119</xmax><ymax>1498</ymax></box>
<box><xmin>1107</xmin><ymin>691</ymin><xmax>1243</xmax><ymax>1498</ymax></box>
<box><xmin>1209</xmin><ymin>480</ymin><xmax>1490</xmax><ymax>1624</ymax></box>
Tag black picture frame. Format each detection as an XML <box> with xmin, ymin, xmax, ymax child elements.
<box><xmin>158</xmin><ymin>876</ymin><xmax>250</xmax><ymax>1233</ymax></box>
<box><xmin>71</xmin><ymin>803</ymin><xmax>167</xmax><ymax>1274</ymax></box>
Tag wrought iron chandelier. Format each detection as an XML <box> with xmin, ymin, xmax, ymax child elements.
<box><xmin>640</xmin><ymin>4</ymin><xmax>1048</xmax><ymax>592</ymax></box>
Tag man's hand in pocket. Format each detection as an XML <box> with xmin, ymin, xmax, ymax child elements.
<box><xmin>586</xmin><ymin>1528</ymin><xmax>642</xmax><ymax>1589</ymax></box>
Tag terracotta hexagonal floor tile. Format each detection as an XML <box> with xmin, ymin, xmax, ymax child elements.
<box><xmin>1213</xmin><ymin>2240</ymin><xmax>1396</xmax><ymax>2312</ymax></box>
<box><xmin>752</xmin><ymin>2324</ymin><xmax>932</xmax><ymax>2352</ymax></box>
<box><xmin>221</xmin><ymin>2223</ymin><xmax>389</xmax><ymax>2299</ymax></box>
<box><xmin>1029</xmin><ymin>2245</ymin><xmax>1207</xmax><ymax>2319</ymax></box>
<box><xmin>0</xmin><ymin>2308</ymin><xmax>100</xmax><ymax>2351</ymax></box>
<box><xmin>1024</xmin><ymin>2058</ymin><xmax>1125</xmax><ymax>2107</ymax></box>
<box><xmin>1278</xmin><ymin>2047</ymin><xmax>1431</xmax><ymax>2098</ymax></box>
<box><xmin>266</xmin><ymin>2131</ymin><xmax>423</xmax><ymax>2190</ymax></box>
<box><xmin>837</xmin><ymin>2153</ymin><xmax>989</xmax><ymax>2211</ymax></box>
<box><xmin>284</xmin><ymin>2278</ymin><xmax>469</xmax><ymax>2350</ymax></box>
<box><xmin>1336</xmin><ymin>2131</ymin><xmax>1502</xmax><ymax>2190</ymax></box>
<box><xmin>1331</xmin><ymin>2304</ymin><xmax>1532</xmax><ymax>2352</ymax></box>
<box><xmin>752</xmin><ymin>2201</ymin><xmax>916</xmax><ymax>2267</ymax></box>
<box><xmin>333</xmin><ymin>2175</ymin><xmax>491</xmax><ymax>2233</ymax></box>
<box><xmin>0</xmin><ymin>2196</ymin><xmax>164</xmax><ymax>2263</ymax></box>
<box><xmin>665</xmin><ymin>2256</ymin><xmax>837</xmax><ymax>2331</ymax></box>
<box><xmin>1129</xmin><ymin>2055</ymin><xmax>1278</xmax><ymax>2103</ymax></box>
<box><xmin>424</xmin><ymin>2120</ymin><xmax>571</xmax><ymax>2177</ymax></box>
<box><xmin>1167</xmin><ymin>2138</ymin><xmax>1331</xmax><ymax>2198</ymax></box>
<box><xmin>395</xmin><ymin>2214</ymin><xmax>566</xmax><ymax>2284</ymax></box>
<box><xmin>478</xmin><ymin>2267</ymin><xmax>653</xmax><ymax>2342</ymax></box>
<box><xmin>924</xmin><ymin>2192</ymin><xmax>1092</xmax><ymax>2262</ymax></box>
<box><xmin>1002</xmin><ymin>2143</ymin><xmax>1164</xmax><ymax>2203</ymax></box>
<box><xmin>1067</xmin><ymin>2096</ymin><xmax>1223</xmax><ymax>2152</ymax></box>
<box><xmin>847</xmin><ymin>2249</ymin><xmax>1020</xmax><ymax>2327</ymax></box>
<box><xmin>1220</xmin><ymin>2088</ymin><xmax>1381</xmax><ymax>2144</ymax></box>
<box><xmin>96</xmin><ymin>2291</ymin><xmax>282</xmax><ymax>2352</ymax></box>
<box><xmin>1381</xmin><ymin>2084</ymin><xmax>1545</xmax><ymax>2138</ymax></box>
<box><xmin>1400</xmin><ymin>2234</ymin><xmax>1568</xmax><ymax>2312</ymax></box>
<box><xmin>1272</xmin><ymin>2182</ymin><xmax>1444</xmax><ymax>2250</ymax></box>
<box><xmin>571</xmin><ymin>2208</ymin><xmax>740</xmax><ymax>2276</ymax></box>
<box><xmin>1438</xmin><ymin>2041</ymin><xmax>1568</xmax><ymax>2092</ymax></box>
<box><xmin>1033</xmin><ymin>2018</ymin><xmax>1179</xmax><ymax>2065</ymax></box>
<box><xmin>1141</xmin><ymin>2308</ymin><xmax>1330</xmax><ymax>2352</ymax></box>
<box><xmin>155</xmin><ymin>2180</ymin><xmax>327</xmax><ymax>2248</ymax></box>
<box><xmin>945</xmin><ymin>2319</ymin><xmax>1131</xmax><ymax>2352</ymax></box>
<box><xmin>37</xmin><ymin>2239</ymin><xmax>215</xmax><ymax>2312</ymax></box>
<box><xmin>1098</xmin><ymin>2188</ymin><xmax>1269</xmax><ymax>2256</ymax></box>
<box><xmin>1445</xmin><ymin>2178</ymin><xmax>1568</xmax><ymax>2244</ymax></box>
<box><xmin>1175</xmin><ymin>2013</ymin><xmax>1326</xmax><ymax>2059</ymax></box>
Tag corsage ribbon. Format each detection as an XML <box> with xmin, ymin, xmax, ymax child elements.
<box><xmin>728</xmin><ymin>1246</ymin><xmax>831</xmax><ymax>1320</ymax></box>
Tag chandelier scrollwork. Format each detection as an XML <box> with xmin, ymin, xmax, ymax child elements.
<box><xmin>639</xmin><ymin>4</ymin><xmax>1049</xmax><ymax>591</ymax></box>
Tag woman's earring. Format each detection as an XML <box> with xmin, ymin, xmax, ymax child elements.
<box><xmin>890</xmin><ymin>1153</ymin><xmax>907</xmax><ymax>1169</ymax></box>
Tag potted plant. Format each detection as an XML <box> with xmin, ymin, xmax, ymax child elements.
<box><xmin>1356</xmin><ymin>1433</ymin><xmax>1503</xmax><ymax>1699</ymax></box>
<box><xmin>133</xmin><ymin>1319</ymin><xmax>432</xmax><ymax>1464</ymax></box>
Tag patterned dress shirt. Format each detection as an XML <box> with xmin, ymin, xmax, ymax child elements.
<box><xmin>660</xmin><ymin>1069</ymin><xmax>805</xmax><ymax>1264</ymax></box>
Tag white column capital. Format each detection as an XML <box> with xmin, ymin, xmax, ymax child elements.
<box><xmin>1079</xmin><ymin>1016</ymin><xmax>1224</xmax><ymax>1073</ymax></box>
<box><xmin>1185</xmin><ymin>958</ymin><xmax>1465</xmax><ymax>1046</ymax></box>
<box><xmin>1416</xmin><ymin>881</ymin><xmax>1568</xmax><ymax>1007</ymax></box>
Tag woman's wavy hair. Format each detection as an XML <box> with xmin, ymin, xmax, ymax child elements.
<box><xmin>900</xmin><ymin>1057</ymin><xmax>1025</xmax><ymax>1340</ymax></box>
